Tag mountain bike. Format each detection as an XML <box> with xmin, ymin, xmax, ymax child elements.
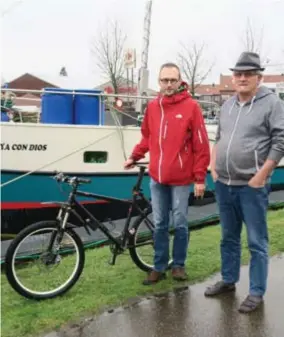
<box><xmin>4</xmin><ymin>162</ymin><xmax>174</xmax><ymax>300</ymax></box>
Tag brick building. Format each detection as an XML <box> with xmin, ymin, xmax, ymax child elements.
<box><xmin>2</xmin><ymin>73</ymin><xmax>59</xmax><ymax>109</ymax></box>
<box><xmin>195</xmin><ymin>74</ymin><xmax>284</xmax><ymax>105</ymax></box>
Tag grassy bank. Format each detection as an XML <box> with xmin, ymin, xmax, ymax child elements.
<box><xmin>1</xmin><ymin>209</ymin><xmax>284</xmax><ymax>337</ymax></box>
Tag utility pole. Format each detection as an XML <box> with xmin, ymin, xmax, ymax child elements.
<box><xmin>136</xmin><ymin>0</ymin><xmax>152</xmax><ymax>114</ymax></box>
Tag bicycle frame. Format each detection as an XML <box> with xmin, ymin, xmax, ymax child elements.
<box><xmin>56</xmin><ymin>166</ymin><xmax>152</xmax><ymax>250</ymax></box>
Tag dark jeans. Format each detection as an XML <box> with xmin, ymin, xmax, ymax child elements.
<box><xmin>215</xmin><ymin>180</ymin><xmax>270</xmax><ymax>296</ymax></box>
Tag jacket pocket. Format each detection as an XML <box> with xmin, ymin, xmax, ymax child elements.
<box><xmin>163</xmin><ymin>121</ymin><xmax>168</xmax><ymax>139</ymax></box>
<box><xmin>178</xmin><ymin>153</ymin><xmax>183</xmax><ymax>169</ymax></box>
<box><xmin>215</xmin><ymin>142</ymin><xmax>229</xmax><ymax>178</ymax></box>
<box><xmin>198</xmin><ymin>129</ymin><xmax>203</xmax><ymax>144</ymax></box>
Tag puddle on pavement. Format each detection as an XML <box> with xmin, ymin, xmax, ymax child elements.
<box><xmin>42</xmin><ymin>255</ymin><xmax>284</xmax><ymax>337</ymax></box>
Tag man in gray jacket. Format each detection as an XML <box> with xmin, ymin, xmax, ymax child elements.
<box><xmin>204</xmin><ymin>52</ymin><xmax>284</xmax><ymax>313</ymax></box>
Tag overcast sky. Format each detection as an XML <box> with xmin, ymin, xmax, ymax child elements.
<box><xmin>1</xmin><ymin>0</ymin><xmax>284</xmax><ymax>90</ymax></box>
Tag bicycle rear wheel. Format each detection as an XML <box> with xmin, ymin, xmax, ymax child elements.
<box><xmin>128</xmin><ymin>211</ymin><xmax>173</xmax><ymax>272</ymax></box>
<box><xmin>5</xmin><ymin>221</ymin><xmax>85</xmax><ymax>300</ymax></box>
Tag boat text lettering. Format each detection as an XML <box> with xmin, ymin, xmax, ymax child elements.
<box><xmin>0</xmin><ymin>143</ymin><xmax>48</xmax><ymax>151</ymax></box>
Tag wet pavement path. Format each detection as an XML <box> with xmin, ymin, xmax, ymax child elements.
<box><xmin>42</xmin><ymin>254</ymin><xmax>284</xmax><ymax>337</ymax></box>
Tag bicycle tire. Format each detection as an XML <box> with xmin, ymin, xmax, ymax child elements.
<box><xmin>128</xmin><ymin>213</ymin><xmax>173</xmax><ymax>272</ymax></box>
<box><xmin>5</xmin><ymin>220</ymin><xmax>85</xmax><ymax>300</ymax></box>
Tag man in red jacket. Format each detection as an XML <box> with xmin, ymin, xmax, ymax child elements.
<box><xmin>124</xmin><ymin>63</ymin><xmax>210</xmax><ymax>285</ymax></box>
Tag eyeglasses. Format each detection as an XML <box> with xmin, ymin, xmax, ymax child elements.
<box><xmin>159</xmin><ymin>78</ymin><xmax>179</xmax><ymax>84</ymax></box>
<box><xmin>233</xmin><ymin>71</ymin><xmax>258</xmax><ymax>78</ymax></box>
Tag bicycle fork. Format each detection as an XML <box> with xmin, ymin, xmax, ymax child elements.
<box><xmin>47</xmin><ymin>208</ymin><xmax>71</xmax><ymax>254</ymax></box>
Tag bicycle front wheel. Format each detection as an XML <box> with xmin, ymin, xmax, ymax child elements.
<box><xmin>128</xmin><ymin>212</ymin><xmax>173</xmax><ymax>272</ymax></box>
<box><xmin>5</xmin><ymin>221</ymin><xmax>85</xmax><ymax>300</ymax></box>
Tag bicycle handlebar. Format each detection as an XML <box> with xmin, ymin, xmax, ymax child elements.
<box><xmin>53</xmin><ymin>172</ymin><xmax>91</xmax><ymax>185</ymax></box>
<box><xmin>53</xmin><ymin>161</ymin><xmax>149</xmax><ymax>188</ymax></box>
<box><xmin>133</xmin><ymin>161</ymin><xmax>149</xmax><ymax>169</ymax></box>
<box><xmin>134</xmin><ymin>161</ymin><xmax>149</xmax><ymax>166</ymax></box>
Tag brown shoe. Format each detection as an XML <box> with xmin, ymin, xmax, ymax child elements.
<box><xmin>142</xmin><ymin>270</ymin><xmax>166</xmax><ymax>286</ymax></box>
<box><xmin>172</xmin><ymin>267</ymin><xmax>188</xmax><ymax>281</ymax></box>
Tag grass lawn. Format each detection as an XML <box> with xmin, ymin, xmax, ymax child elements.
<box><xmin>1</xmin><ymin>208</ymin><xmax>284</xmax><ymax>337</ymax></box>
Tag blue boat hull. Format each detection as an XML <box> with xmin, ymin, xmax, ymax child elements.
<box><xmin>1</xmin><ymin>167</ymin><xmax>283</xmax><ymax>237</ymax></box>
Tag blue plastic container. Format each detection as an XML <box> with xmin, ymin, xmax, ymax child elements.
<box><xmin>41</xmin><ymin>88</ymin><xmax>74</xmax><ymax>124</ymax></box>
<box><xmin>1</xmin><ymin>111</ymin><xmax>10</xmax><ymax>122</ymax></box>
<box><xmin>74</xmin><ymin>89</ymin><xmax>104</xmax><ymax>125</ymax></box>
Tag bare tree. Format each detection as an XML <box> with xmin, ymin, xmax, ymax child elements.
<box><xmin>243</xmin><ymin>18</ymin><xmax>264</xmax><ymax>54</ymax></box>
<box><xmin>91</xmin><ymin>20</ymin><xmax>126</xmax><ymax>94</ymax></box>
<box><xmin>177</xmin><ymin>42</ymin><xmax>214</xmax><ymax>97</ymax></box>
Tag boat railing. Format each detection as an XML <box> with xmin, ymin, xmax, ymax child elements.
<box><xmin>1</xmin><ymin>88</ymin><xmax>220</xmax><ymax>126</ymax></box>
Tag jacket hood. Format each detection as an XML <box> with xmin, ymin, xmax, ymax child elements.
<box><xmin>158</xmin><ymin>81</ymin><xmax>191</xmax><ymax>105</ymax></box>
<box><xmin>254</xmin><ymin>85</ymin><xmax>274</xmax><ymax>101</ymax></box>
<box><xmin>225</xmin><ymin>85</ymin><xmax>275</xmax><ymax>115</ymax></box>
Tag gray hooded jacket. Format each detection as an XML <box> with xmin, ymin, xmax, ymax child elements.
<box><xmin>215</xmin><ymin>86</ymin><xmax>284</xmax><ymax>185</ymax></box>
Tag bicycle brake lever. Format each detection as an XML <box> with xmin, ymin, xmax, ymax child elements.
<box><xmin>55</xmin><ymin>172</ymin><xmax>64</xmax><ymax>182</ymax></box>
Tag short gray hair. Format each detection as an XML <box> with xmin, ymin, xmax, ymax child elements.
<box><xmin>159</xmin><ymin>63</ymin><xmax>181</xmax><ymax>79</ymax></box>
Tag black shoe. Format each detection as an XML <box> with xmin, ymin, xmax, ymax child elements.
<box><xmin>238</xmin><ymin>295</ymin><xmax>263</xmax><ymax>313</ymax></box>
<box><xmin>204</xmin><ymin>280</ymin><xmax>236</xmax><ymax>297</ymax></box>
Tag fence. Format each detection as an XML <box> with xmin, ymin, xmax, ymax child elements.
<box><xmin>1</xmin><ymin>88</ymin><xmax>220</xmax><ymax>126</ymax></box>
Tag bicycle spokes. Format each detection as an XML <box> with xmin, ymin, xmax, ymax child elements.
<box><xmin>10</xmin><ymin>227</ymin><xmax>80</xmax><ymax>296</ymax></box>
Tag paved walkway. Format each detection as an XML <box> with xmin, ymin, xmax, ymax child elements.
<box><xmin>43</xmin><ymin>254</ymin><xmax>284</xmax><ymax>337</ymax></box>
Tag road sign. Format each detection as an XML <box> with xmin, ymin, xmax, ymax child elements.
<box><xmin>124</xmin><ymin>49</ymin><xmax>136</xmax><ymax>69</ymax></box>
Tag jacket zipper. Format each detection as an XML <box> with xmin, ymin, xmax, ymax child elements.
<box><xmin>158</xmin><ymin>98</ymin><xmax>164</xmax><ymax>183</ymax></box>
<box><xmin>178</xmin><ymin>153</ymin><xmax>183</xmax><ymax>169</ymax></box>
<box><xmin>226</xmin><ymin>106</ymin><xmax>243</xmax><ymax>185</ymax></box>
<box><xmin>163</xmin><ymin>121</ymin><xmax>168</xmax><ymax>139</ymax></box>
<box><xmin>254</xmin><ymin>150</ymin><xmax>260</xmax><ymax>171</ymax></box>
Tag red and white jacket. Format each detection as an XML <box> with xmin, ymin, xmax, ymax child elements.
<box><xmin>131</xmin><ymin>83</ymin><xmax>210</xmax><ymax>185</ymax></box>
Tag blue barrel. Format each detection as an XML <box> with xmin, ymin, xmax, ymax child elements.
<box><xmin>1</xmin><ymin>111</ymin><xmax>10</xmax><ymax>122</ymax></box>
<box><xmin>74</xmin><ymin>89</ymin><xmax>104</xmax><ymax>125</ymax></box>
<box><xmin>41</xmin><ymin>88</ymin><xmax>74</xmax><ymax>124</ymax></box>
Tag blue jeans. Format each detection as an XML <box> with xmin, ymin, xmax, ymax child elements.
<box><xmin>150</xmin><ymin>179</ymin><xmax>190</xmax><ymax>272</ymax></box>
<box><xmin>215</xmin><ymin>180</ymin><xmax>270</xmax><ymax>296</ymax></box>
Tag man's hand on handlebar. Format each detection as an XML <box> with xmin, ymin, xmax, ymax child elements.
<box><xmin>124</xmin><ymin>159</ymin><xmax>149</xmax><ymax>170</ymax></box>
<box><xmin>124</xmin><ymin>158</ymin><xmax>135</xmax><ymax>170</ymax></box>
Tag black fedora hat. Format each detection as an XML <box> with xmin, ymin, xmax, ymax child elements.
<box><xmin>230</xmin><ymin>52</ymin><xmax>265</xmax><ymax>71</ymax></box>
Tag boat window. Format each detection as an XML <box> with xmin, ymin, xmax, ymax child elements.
<box><xmin>83</xmin><ymin>151</ymin><xmax>108</xmax><ymax>163</ymax></box>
